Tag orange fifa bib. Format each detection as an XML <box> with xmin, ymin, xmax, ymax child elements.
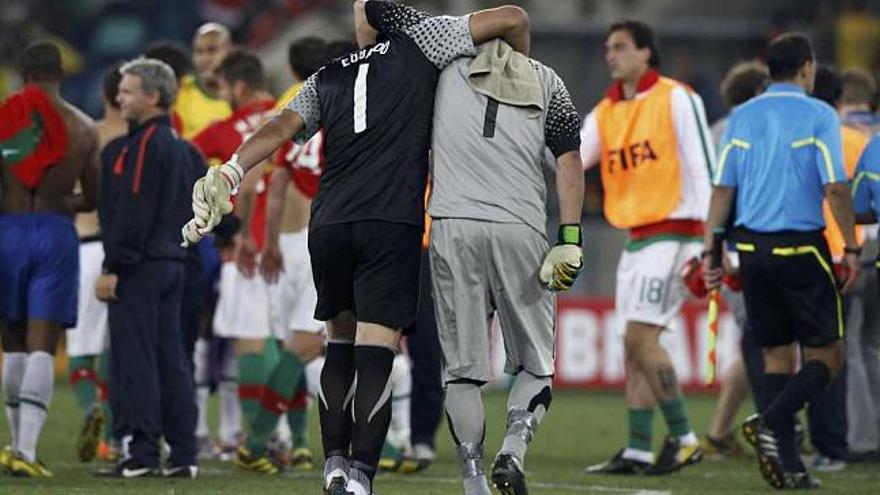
<box><xmin>596</xmin><ymin>78</ymin><xmax>682</xmax><ymax>229</ymax></box>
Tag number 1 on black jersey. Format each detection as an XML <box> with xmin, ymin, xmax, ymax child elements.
<box><xmin>354</xmin><ymin>63</ymin><xmax>370</xmax><ymax>134</ymax></box>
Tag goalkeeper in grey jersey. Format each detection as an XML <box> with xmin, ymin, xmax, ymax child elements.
<box><xmin>430</xmin><ymin>37</ymin><xmax>585</xmax><ymax>495</ymax></box>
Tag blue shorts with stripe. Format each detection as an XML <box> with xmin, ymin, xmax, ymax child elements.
<box><xmin>0</xmin><ymin>213</ymin><xmax>79</xmax><ymax>327</ymax></box>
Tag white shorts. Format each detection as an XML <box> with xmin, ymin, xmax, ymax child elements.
<box><xmin>615</xmin><ymin>239</ymin><xmax>702</xmax><ymax>334</ymax></box>
<box><xmin>66</xmin><ymin>241</ymin><xmax>109</xmax><ymax>357</ymax></box>
<box><xmin>213</xmin><ymin>261</ymin><xmax>272</xmax><ymax>339</ymax></box>
<box><xmin>268</xmin><ymin>230</ymin><xmax>323</xmax><ymax>337</ymax></box>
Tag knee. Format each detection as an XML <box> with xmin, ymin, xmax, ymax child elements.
<box><xmin>287</xmin><ymin>332</ymin><xmax>324</xmax><ymax>362</ymax></box>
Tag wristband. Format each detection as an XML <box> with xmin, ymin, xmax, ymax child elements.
<box><xmin>558</xmin><ymin>224</ymin><xmax>582</xmax><ymax>246</ymax></box>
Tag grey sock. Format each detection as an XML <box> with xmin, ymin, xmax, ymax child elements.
<box><xmin>446</xmin><ymin>382</ymin><xmax>490</xmax><ymax>495</ymax></box>
<box><xmin>324</xmin><ymin>454</ymin><xmax>350</xmax><ymax>486</ymax></box>
<box><xmin>499</xmin><ymin>372</ymin><xmax>552</xmax><ymax>465</ymax></box>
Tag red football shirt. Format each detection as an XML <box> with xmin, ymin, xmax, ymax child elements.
<box><xmin>192</xmin><ymin>99</ymin><xmax>276</xmax><ymax>250</ymax></box>
<box><xmin>274</xmin><ymin>130</ymin><xmax>324</xmax><ymax>199</ymax></box>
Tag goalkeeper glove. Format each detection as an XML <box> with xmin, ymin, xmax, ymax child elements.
<box><xmin>539</xmin><ymin>224</ymin><xmax>583</xmax><ymax>291</ymax></box>
<box><xmin>181</xmin><ymin>155</ymin><xmax>243</xmax><ymax>247</ymax></box>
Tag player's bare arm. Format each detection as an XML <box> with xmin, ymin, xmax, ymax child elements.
<box><xmin>469</xmin><ymin>5</ymin><xmax>530</xmax><ymax>55</ymax></box>
<box><xmin>260</xmin><ymin>166</ymin><xmax>291</xmax><ymax>284</ymax></box>
<box><xmin>69</xmin><ymin>126</ymin><xmax>100</xmax><ymax>213</ymax></box>
<box><xmin>556</xmin><ymin>151</ymin><xmax>584</xmax><ymax>225</ymax></box>
<box><xmin>233</xmin><ymin>162</ymin><xmax>263</xmax><ymax>278</ymax></box>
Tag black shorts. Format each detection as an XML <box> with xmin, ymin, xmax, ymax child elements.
<box><xmin>309</xmin><ymin>221</ymin><xmax>422</xmax><ymax>330</ymax></box>
<box><xmin>735</xmin><ymin>228</ymin><xmax>843</xmax><ymax>349</ymax></box>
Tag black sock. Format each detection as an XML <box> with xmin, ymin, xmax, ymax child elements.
<box><xmin>350</xmin><ymin>345</ymin><xmax>396</xmax><ymax>482</ymax></box>
<box><xmin>763</xmin><ymin>373</ymin><xmax>802</xmax><ymax>471</ymax></box>
<box><xmin>319</xmin><ymin>341</ymin><xmax>356</xmax><ymax>460</ymax></box>
<box><xmin>765</xmin><ymin>361</ymin><xmax>832</xmax><ymax>429</ymax></box>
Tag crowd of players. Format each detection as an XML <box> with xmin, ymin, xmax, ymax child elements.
<box><xmin>2</xmin><ymin>0</ymin><xmax>880</xmax><ymax>494</ymax></box>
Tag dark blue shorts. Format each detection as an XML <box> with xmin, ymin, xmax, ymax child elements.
<box><xmin>0</xmin><ymin>213</ymin><xmax>79</xmax><ymax>327</ymax></box>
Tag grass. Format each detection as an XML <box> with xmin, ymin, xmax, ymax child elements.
<box><xmin>1</xmin><ymin>387</ymin><xmax>879</xmax><ymax>494</ymax></box>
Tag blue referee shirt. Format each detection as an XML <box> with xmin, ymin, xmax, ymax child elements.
<box><xmin>853</xmin><ymin>134</ymin><xmax>880</xmax><ymax>217</ymax></box>
<box><xmin>715</xmin><ymin>82</ymin><xmax>846</xmax><ymax>232</ymax></box>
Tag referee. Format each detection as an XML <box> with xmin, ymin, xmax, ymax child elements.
<box><xmin>703</xmin><ymin>32</ymin><xmax>859</xmax><ymax>490</ymax></box>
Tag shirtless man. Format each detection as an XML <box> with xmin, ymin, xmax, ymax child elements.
<box><xmin>66</xmin><ymin>64</ymin><xmax>128</xmax><ymax>464</ymax></box>
<box><xmin>0</xmin><ymin>41</ymin><xmax>100</xmax><ymax>477</ymax></box>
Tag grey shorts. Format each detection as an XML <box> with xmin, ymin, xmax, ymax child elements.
<box><xmin>429</xmin><ymin>218</ymin><xmax>555</xmax><ymax>383</ymax></box>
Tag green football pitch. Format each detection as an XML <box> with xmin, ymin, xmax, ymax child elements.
<box><xmin>2</xmin><ymin>388</ymin><xmax>879</xmax><ymax>494</ymax></box>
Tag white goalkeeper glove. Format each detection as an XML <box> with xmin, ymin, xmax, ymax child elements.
<box><xmin>539</xmin><ymin>224</ymin><xmax>583</xmax><ymax>291</ymax></box>
<box><xmin>181</xmin><ymin>155</ymin><xmax>244</xmax><ymax>247</ymax></box>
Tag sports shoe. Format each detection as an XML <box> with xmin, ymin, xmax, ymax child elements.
<box><xmin>700</xmin><ymin>433</ymin><xmax>749</xmax><ymax>461</ymax></box>
<box><xmin>94</xmin><ymin>458</ymin><xmax>158</xmax><ymax>478</ymax></box>
<box><xmin>398</xmin><ymin>443</ymin><xmax>435</xmax><ymax>474</ymax></box>
<box><xmin>290</xmin><ymin>447</ymin><xmax>315</xmax><ymax>471</ymax></box>
<box><xmin>162</xmin><ymin>464</ymin><xmax>199</xmax><ymax>478</ymax></box>
<box><xmin>378</xmin><ymin>440</ymin><xmax>403</xmax><ymax>472</ymax></box>
<box><xmin>644</xmin><ymin>436</ymin><xmax>702</xmax><ymax>475</ymax></box>
<box><xmin>196</xmin><ymin>435</ymin><xmax>217</xmax><ymax>460</ymax></box>
<box><xmin>584</xmin><ymin>449</ymin><xmax>650</xmax><ymax>475</ymax></box>
<box><xmin>810</xmin><ymin>454</ymin><xmax>846</xmax><ymax>473</ymax></box>
<box><xmin>0</xmin><ymin>445</ymin><xmax>14</xmax><ymax>471</ymax></box>
<box><xmin>8</xmin><ymin>452</ymin><xmax>53</xmax><ymax>478</ymax></box>
<box><xmin>77</xmin><ymin>405</ymin><xmax>104</xmax><ymax>462</ymax></box>
<box><xmin>323</xmin><ymin>475</ymin><xmax>351</xmax><ymax>495</ymax></box>
<box><xmin>491</xmin><ymin>453</ymin><xmax>528</xmax><ymax>495</ymax></box>
<box><xmin>787</xmin><ymin>471</ymin><xmax>821</xmax><ymax>489</ymax></box>
<box><xmin>235</xmin><ymin>446</ymin><xmax>281</xmax><ymax>475</ymax></box>
<box><xmin>742</xmin><ymin>414</ymin><xmax>787</xmax><ymax>489</ymax></box>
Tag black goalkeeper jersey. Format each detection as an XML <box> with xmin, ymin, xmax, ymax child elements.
<box><xmin>287</xmin><ymin>4</ymin><xmax>476</xmax><ymax>231</ymax></box>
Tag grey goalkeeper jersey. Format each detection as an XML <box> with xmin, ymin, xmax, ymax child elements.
<box><xmin>428</xmin><ymin>57</ymin><xmax>581</xmax><ymax>238</ymax></box>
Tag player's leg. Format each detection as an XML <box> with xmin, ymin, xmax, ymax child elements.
<box><xmin>13</xmin><ymin>217</ymin><xmax>79</xmax><ymax>476</ymax></box>
<box><xmin>217</xmin><ymin>339</ymin><xmax>242</xmax><ymax>457</ymax></box>
<box><xmin>430</xmin><ymin>219</ymin><xmax>493</xmax><ymax>495</ymax></box>
<box><xmin>309</xmin><ymin>223</ymin><xmax>358</xmax><ymax>493</ymax></box>
<box><xmin>446</xmin><ymin>379</ymin><xmax>491</xmax><ymax>495</ymax></box>
<box><xmin>68</xmin><ymin>240</ymin><xmax>109</xmax><ymax>463</ymax></box>
<box><xmin>379</xmin><ymin>352</ymin><xmax>413</xmax><ymax>471</ymax></box>
<box><xmin>345</xmin><ymin>221</ymin><xmax>422</xmax><ymax>495</ymax></box>
<box><xmin>96</xmin><ymin>348</ymin><xmax>117</xmax><ymax>462</ymax></box>
<box><xmin>487</xmin><ymin>223</ymin><xmax>556</xmax><ymax>494</ymax></box>
<box><xmin>244</xmin><ymin>331</ymin><xmax>321</xmax><ymax>462</ymax></box>
<box><xmin>1</xmin><ymin>323</ymin><xmax>27</xmax><ymax>465</ymax></box>
<box><xmin>287</xmin><ymin>375</ymin><xmax>313</xmax><ymax>469</ymax></box>
<box><xmin>703</xmin><ymin>357</ymin><xmax>750</xmax><ymax>460</ymax></box>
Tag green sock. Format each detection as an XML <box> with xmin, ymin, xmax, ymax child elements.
<box><xmin>97</xmin><ymin>350</ymin><xmax>114</xmax><ymax>441</ymax></box>
<box><xmin>246</xmin><ymin>351</ymin><xmax>304</xmax><ymax>455</ymax></box>
<box><xmin>628</xmin><ymin>408</ymin><xmax>654</xmax><ymax>452</ymax></box>
<box><xmin>69</xmin><ymin>356</ymin><xmax>98</xmax><ymax>414</ymax></box>
<box><xmin>239</xmin><ymin>352</ymin><xmax>267</xmax><ymax>428</ymax></box>
<box><xmin>659</xmin><ymin>397</ymin><xmax>691</xmax><ymax>438</ymax></box>
<box><xmin>288</xmin><ymin>375</ymin><xmax>310</xmax><ymax>449</ymax></box>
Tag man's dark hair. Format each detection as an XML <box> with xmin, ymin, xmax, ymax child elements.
<box><xmin>19</xmin><ymin>41</ymin><xmax>63</xmax><ymax>81</ymax></box>
<box><xmin>841</xmin><ymin>68</ymin><xmax>878</xmax><ymax>110</ymax></box>
<box><xmin>218</xmin><ymin>49</ymin><xmax>265</xmax><ymax>90</ymax></box>
<box><xmin>144</xmin><ymin>41</ymin><xmax>192</xmax><ymax>81</ymax></box>
<box><xmin>812</xmin><ymin>65</ymin><xmax>842</xmax><ymax>107</ymax></box>
<box><xmin>102</xmin><ymin>62</ymin><xmax>124</xmax><ymax>109</ymax></box>
<box><xmin>324</xmin><ymin>40</ymin><xmax>358</xmax><ymax>63</ymax></box>
<box><xmin>766</xmin><ymin>32</ymin><xmax>814</xmax><ymax>81</ymax></box>
<box><xmin>608</xmin><ymin>20</ymin><xmax>660</xmax><ymax>68</ymax></box>
<box><xmin>287</xmin><ymin>37</ymin><xmax>327</xmax><ymax>80</ymax></box>
<box><xmin>720</xmin><ymin>61</ymin><xmax>770</xmax><ymax>110</ymax></box>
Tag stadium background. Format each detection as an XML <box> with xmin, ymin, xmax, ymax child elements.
<box><xmin>1</xmin><ymin>0</ymin><xmax>878</xmax><ymax>388</ymax></box>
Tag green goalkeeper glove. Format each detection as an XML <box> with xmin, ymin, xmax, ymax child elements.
<box><xmin>539</xmin><ymin>224</ymin><xmax>583</xmax><ymax>291</ymax></box>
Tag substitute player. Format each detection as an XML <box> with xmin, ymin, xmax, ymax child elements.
<box><xmin>581</xmin><ymin>21</ymin><xmax>712</xmax><ymax>475</ymax></box>
<box><xmin>67</xmin><ymin>64</ymin><xmax>128</xmax><ymax>464</ymax></box>
<box><xmin>704</xmin><ymin>32</ymin><xmax>858</xmax><ymax>490</ymax></box>
<box><xmin>190</xmin><ymin>50</ymin><xmax>278</xmax><ymax>471</ymax></box>
<box><xmin>182</xmin><ymin>2</ymin><xmax>530</xmax><ymax>493</ymax></box>
<box><xmin>0</xmin><ymin>41</ymin><xmax>100</xmax><ymax>477</ymax></box>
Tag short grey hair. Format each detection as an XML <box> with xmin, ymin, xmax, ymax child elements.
<box><xmin>120</xmin><ymin>57</ymin><xmax>178</xmax><ymax>109</ymax></box>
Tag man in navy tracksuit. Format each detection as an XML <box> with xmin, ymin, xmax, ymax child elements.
<box><xmin>96</xmin><ymin>58</ymin><xmax>199</xmax><ymax>478</ymax></box>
